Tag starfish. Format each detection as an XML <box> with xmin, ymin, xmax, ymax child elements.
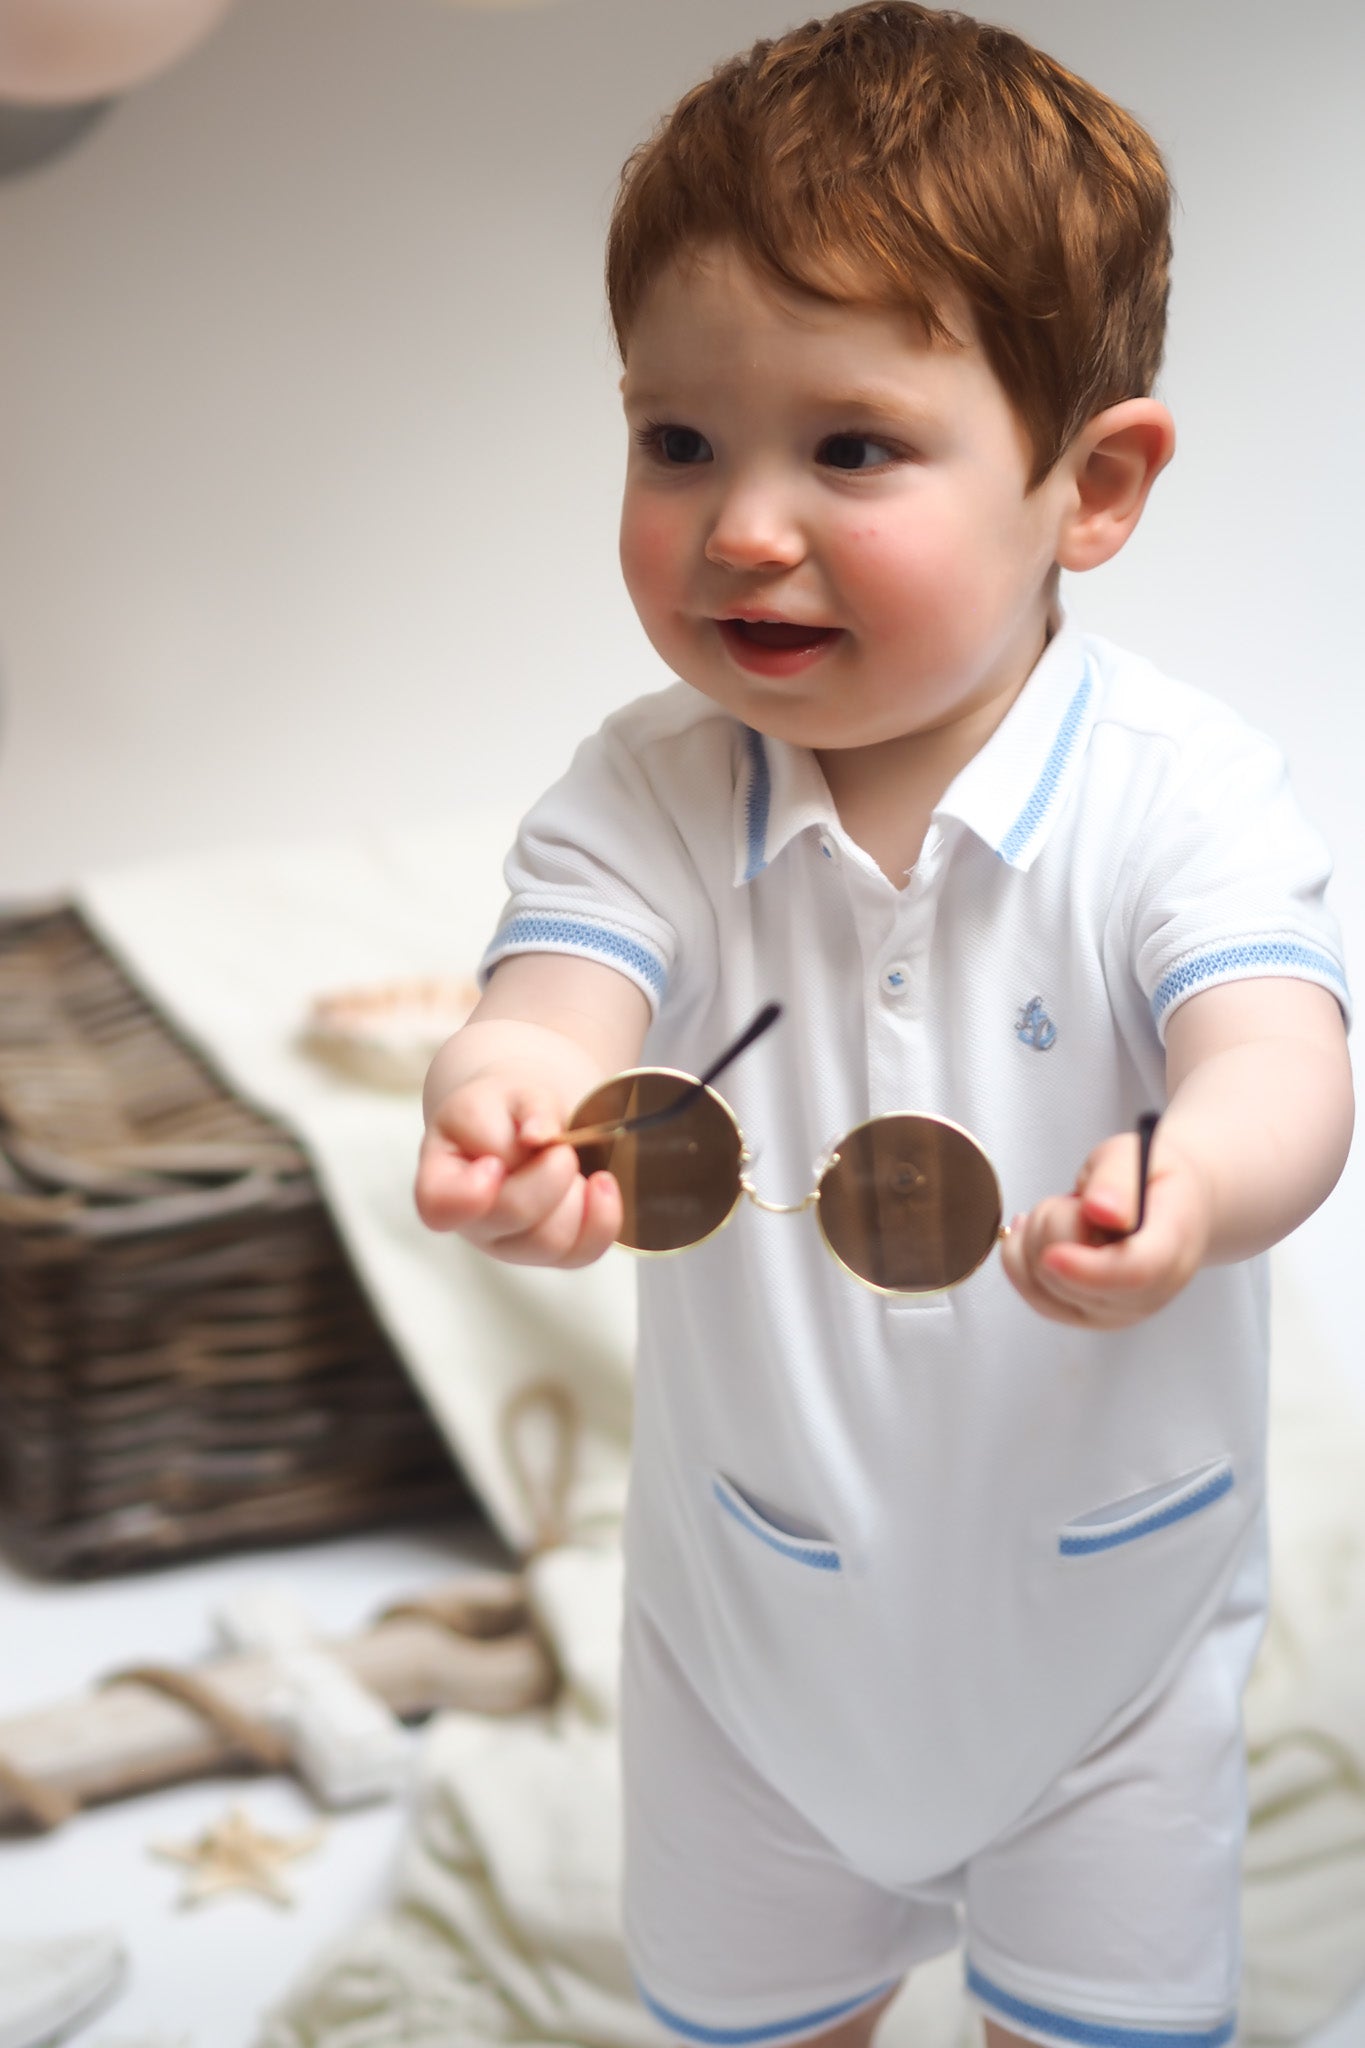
<box><xmin>150</xmin><ymin>1804</ymin><xmax>325</xmax><ymax>1908</ymax></box>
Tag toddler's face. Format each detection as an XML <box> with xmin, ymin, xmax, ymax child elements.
<box><xmin>618</xmin><ymin>243</ymin><xmax>1076</xmax><ymax>758</ymax></box>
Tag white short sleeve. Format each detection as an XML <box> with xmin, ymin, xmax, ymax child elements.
<box><xmin>1125</xmin><ymin>712</ymin><xmax>1350</xmax><ymax>1039</ymax></box>
<box><xmin>479</xmin><ymin>691</ymin><xmax>724</xmax><ymax>1016</ymax></box>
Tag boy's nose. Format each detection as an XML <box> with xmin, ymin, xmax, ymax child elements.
<box><xmin>703</xmin><ymin>481</ymin><xmax>805</xmax><ymax>572</ymax></box>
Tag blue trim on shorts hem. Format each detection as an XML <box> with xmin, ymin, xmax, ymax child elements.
<box><xmin>966</xmin><ymin>1963</ymin><xmax>1237</xmax><ymax>2047</ymax></box>
<box><xmin>635</xmin><ymin>1975</ymin><xmax>897</xmax><ymax>2044</ymax></box>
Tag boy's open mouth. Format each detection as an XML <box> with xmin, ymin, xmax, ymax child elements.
<box><xmin>715</xmin><ymin>616</ymin><xmax>843</xmax><ymax>679</ymax></box>
<box><xmin>721</xmin><ymin>618</ymin><xmax>839</xmax><ymax>652</ymax></box>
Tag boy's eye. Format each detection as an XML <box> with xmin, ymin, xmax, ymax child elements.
<box><xmin>640</xmin><ymin>424</ymin><xmax>713</xmax><ymax>465</ymax></box>
<box><xmin>818</xmin><ymin>433</ymin><xmax>895</xmax><ymax>471</ymax></box>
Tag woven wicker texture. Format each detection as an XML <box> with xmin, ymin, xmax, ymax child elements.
<box><xmin>0</xmin><ymin>905</ymin><xmax>469</xmax><ymax>1576</ymax></box>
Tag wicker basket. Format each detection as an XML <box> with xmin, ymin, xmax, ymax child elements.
<box><xmin>0</xmin><ymin>903</ymin><xmax>471</xmax><ymax>1576</ymax></box>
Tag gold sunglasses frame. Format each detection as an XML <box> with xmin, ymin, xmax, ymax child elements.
<box><xmin>568</xmin><ymin>1066</ymin><xmax>1006</xmax><ymax>1297</ymax></box>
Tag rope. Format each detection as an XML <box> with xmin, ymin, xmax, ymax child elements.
<box><xmin>101</xmin><ymin>1664</ymin><xmax>290</xmax><ymax>1768</ymax></box>
<box><xmin>379</xmin><ymin>1575</ymin><xmax>529</xmax><ymax>1639</ymax></box>
<box><xmin>0</xmin><ymin>1749</ymin><xmax>78</xmax><ymax>1831</ymax></box>
<box><xmin>2</xmin><ymin>1664</ymin><xmax>293</xmax><ymax>1834</ymax></box>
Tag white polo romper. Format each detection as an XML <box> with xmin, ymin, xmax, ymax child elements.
<box><xmin>481</xmin><ymin>618</ymin><xmax>1349</xmax><ymax>2048</ymax></box>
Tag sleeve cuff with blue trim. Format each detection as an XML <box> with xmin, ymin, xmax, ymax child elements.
<box><xmin>1148</xmin><ymin>933</ymin><xmax>1351</xmax><ymax>1037</ymax></box>
<box><xmin>480</xmin><ymin>910</ymin><xmax>670</xmax><ymax>1013</ymax></box>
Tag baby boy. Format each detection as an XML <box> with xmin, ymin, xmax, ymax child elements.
<box><xmin>417</xmin><ymin>7</ymin><xmax>1353</xmax><ymax>2045</ymax></box>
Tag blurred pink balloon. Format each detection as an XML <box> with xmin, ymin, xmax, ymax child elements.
<box><xmin>0</xmin><ymin>0</ymin><xmax>238</xmax><ymax>105</ymax></box>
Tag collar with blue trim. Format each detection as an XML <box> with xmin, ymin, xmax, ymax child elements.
<box><xmin>731</xmin><ymin>614</ymin><xmax>1096</xmax><ymax>884</ymax></box>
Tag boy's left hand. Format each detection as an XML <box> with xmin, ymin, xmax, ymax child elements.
<box><xmin>1000</xmin><ymin>1129</ymin><xmax>1214</xmax><ymax>1328</ymax></box>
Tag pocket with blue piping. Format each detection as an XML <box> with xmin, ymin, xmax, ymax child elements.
<box><xmin>1057</xmin><ymin>1456</ymin><xmax>1234</xmax><ymax>1559</ymax></box>
<box><xmin>711</xmin><ymin>1471</ymin><xmax>844</xmax><ymax>1574</ymax></box>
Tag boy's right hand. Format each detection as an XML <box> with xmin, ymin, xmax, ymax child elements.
<box><xmin>415</xmin><ymin>1069</ymin><xmax>625</xmax><ymax>1267</ymax></box>
<box><xmin>414</xmin><ymin>953</ymin><xmax>650</xmax><ymax>1267</ymax></box>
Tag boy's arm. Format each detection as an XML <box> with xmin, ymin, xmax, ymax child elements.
<box><xmin>1002</xmin><ymin>978</ymin><xmax>1353</xmax><ymax>1327</ymax></box>
<box><xmin>416</xmin><ymin>953</ymin><xmax>651</xmax><ymax>1267</ymax></box>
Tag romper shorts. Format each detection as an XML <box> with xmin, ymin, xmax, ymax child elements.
<box><xmin>621</xmin><ymin>1542</ymin><xmax>1265</xmax><ymax>2048</ymax></box>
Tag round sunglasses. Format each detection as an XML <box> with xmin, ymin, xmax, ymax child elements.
<box><xmin>556</xmin><ymin>1006</ymin><xmax>1157</xmax><ymax>1297</ymax></box>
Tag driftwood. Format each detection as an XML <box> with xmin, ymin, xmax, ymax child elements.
<box><xmin>0</xmin><ymin>1574</ymin><xmax>557</xmax><ymax>1833</ymax></box>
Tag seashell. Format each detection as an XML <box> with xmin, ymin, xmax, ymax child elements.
<box><xmin>302</xmin><ymin>977</ymin><xmax>478</xmax><ymax>1091</ymax></box>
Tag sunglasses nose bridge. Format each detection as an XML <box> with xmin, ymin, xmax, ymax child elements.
<box><xmin>738</xmin><ymin>1172</ymin><xmax>822</xmax><ymax>1218</ymax></box>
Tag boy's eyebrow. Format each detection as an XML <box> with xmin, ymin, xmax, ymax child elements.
<box><xmin>813</xmin><ymin>382</ymin><xmax>940</xmax><ymax>423</ymax></box>
<box><xmin>621</xmin><ymin>380</ymin><xmax>940</xmax><ymax>424</ymax></box>
<box><xmin>619</xmin><ymin>386</ymin><xmax>673</xmax><ymax>413</ymax></box>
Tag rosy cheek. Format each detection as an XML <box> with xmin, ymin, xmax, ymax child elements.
<box><xmin>832</xmin><ymin>521</ymin><xmax>956</xmax><ymax>620</ymax></box>
<box><xmin>830</xmin><ymin>523</ymin><xmax>909</xmax><ymax>601</ymax></box>
<box><xmin>620</xmin><ymin>500</ymin><xmax>686</xmax><ymax>611</ymax></box>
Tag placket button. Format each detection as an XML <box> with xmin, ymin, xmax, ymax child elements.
<box><xmin>880</xmin><ymin>961</ymin><xmax>911</xmax><ymax>997</ymax></box>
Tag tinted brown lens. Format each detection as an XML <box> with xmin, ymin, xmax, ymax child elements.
<box><xmin>570</xmin><ymin>1071</ymin><xmax>742</xmax><ymax>1253</ymax></box>
<box><xmin>816</xmin><ymin>1114</ymin><xmax>1002</xmax><ymax>1293</ymax></box>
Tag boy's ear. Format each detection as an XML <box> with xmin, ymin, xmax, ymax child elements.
<box><xmin>1054</xmin><ymin>399</ymin><xmax>1176</xmax><ymax>572</ymax></box>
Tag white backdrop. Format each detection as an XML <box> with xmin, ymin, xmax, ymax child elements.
<box><xmin>0</xmin><ymin>0</ymin><xmax>1361</xmax><ymax>1376</ymax></box>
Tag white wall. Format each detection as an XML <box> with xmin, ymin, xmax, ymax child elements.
<box><xmin>0</xmin><ymin>0</ymin><xmax>1361</xmax><ymax>1370</ymax></box>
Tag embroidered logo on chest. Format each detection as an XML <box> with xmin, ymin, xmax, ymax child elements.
<box><xmin>1015</xmin><ymin>996</ymin><xmax>1057</xmax><ymax>1051</ymax></box>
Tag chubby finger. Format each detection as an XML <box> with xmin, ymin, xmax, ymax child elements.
<box><xmin>1005</xmin><ymin>1172</ymin><xmax>1204</xmax><ymax>1325</ymax></box>
<box><xmin>1029</xmin><ymin>1184</ymin><xmax>1143</xmax><ymax>1285</ymax></box>
<box><xmin>1000</xmin><ymin>1193</ymin><xmax>1099</xmax><ymax>1323</ymax></box>
<box><xmin>431</xmin><ymin>1074</ymin><xmax>567</xmax><ymax>1167</ymax></box>
<box><xmin>1041</xmin><ymin>1169</ymin><xmax>1202</xmax><ymax>1294</ymax></box>
<box><xmin>462</xmin><ymin>1139</ymin><xmax>586</xmax><ymax>1249</ymax></box>
<box><xmin>414</xmin><ymin>1131</ymin><xmax>508</xmax><ymax>1231</ymax></box>
<box><xmin>561</xmin><ymin>1169</ymin><xmax>626</xmax><ymax>1265</ymax></box>
<box><xmin>482</xmin><ymin>1169</ymin><xmax>624</xmax><ymax>1268</ymax></box>
<box><xmin>1074</xmin><ymin>1129</ymin><xmax>1151</xmax><ymax>1238</ymax></box>
<box><xmin>1003</xmin><ymin>1188</ymin><xmax>1137</xmax><ymax>1316</ymax></box>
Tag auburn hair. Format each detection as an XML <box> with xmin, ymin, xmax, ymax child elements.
<box><xmin>605</xmin><ymin>2</ymin><xmax>1172</xmax><ymax>485</ymax></box>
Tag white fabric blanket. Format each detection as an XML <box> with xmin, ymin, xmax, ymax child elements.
<box><xmin>81</xmin><ymin>819</ymin><xmax>637</xmax><ymax>1558</ymax></box>
<box><xmin>77</xmin><ymin>832</ymin><xmax>1365</xmax><ymax>2048</ymax></box>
